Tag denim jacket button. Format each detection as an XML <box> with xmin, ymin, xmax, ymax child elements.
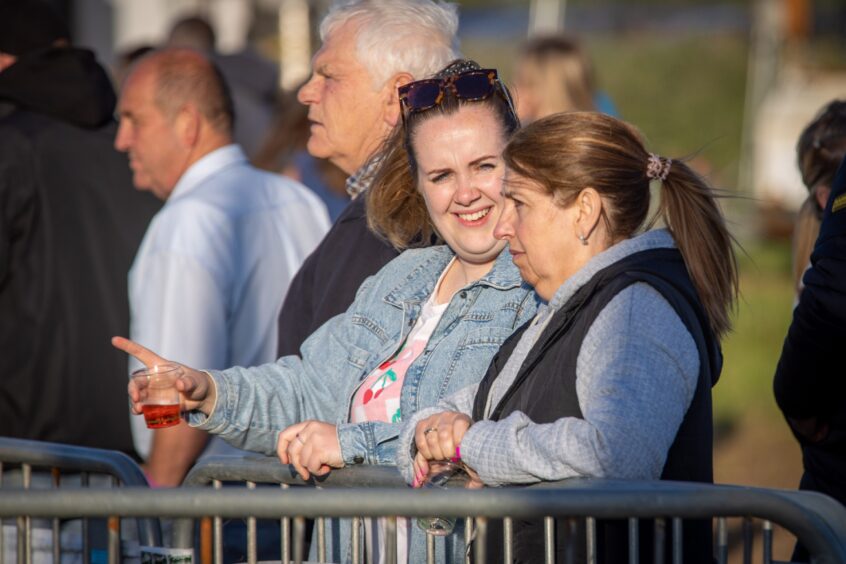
<box><xmin>353</xmin><ymin>455</ymin><xmax>364</xmax><ymax>464</ymax></box>
<box><xmin>460</xmin><ymin>291</ymin><xmax>468</xmax><ymax>299</ymax></box>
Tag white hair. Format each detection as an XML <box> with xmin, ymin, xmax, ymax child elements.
<box><xmin>320</xmin><ymin>0</ymin><xmax>461</xmax><ymax>87</ymax></box>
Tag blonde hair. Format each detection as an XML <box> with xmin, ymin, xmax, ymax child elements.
<box><xmin>517</xmin><ymin>34</ymin><xmax>596</xmax><ymax>119</ymax></box>
<box><xmin>504</xmin><ymin>112</ymin><xmax>738</xmax><ymax>337</ymax></box>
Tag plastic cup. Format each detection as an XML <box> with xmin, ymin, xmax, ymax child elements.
<box><xmin>416</xmin><ymin>460</ymin><xmax>469</xmax><ymax>536</ymax></box>
<box><xmin>131</xmin><ymin>364</ymin><xmax>182</xmax><ymax>429</ymax></box>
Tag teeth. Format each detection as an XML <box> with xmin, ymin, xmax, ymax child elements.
<box><xmin>458</xmin><ymin>208</ymin><xmax>490</xmax><ymax>222</ymax></box>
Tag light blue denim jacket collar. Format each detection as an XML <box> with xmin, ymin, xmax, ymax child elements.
<box><xmin>383</xmin><ymin>244</ymin><xmax>524</xmax><ymax>308</ymax></box>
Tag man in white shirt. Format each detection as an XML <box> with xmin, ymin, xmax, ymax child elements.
<box><xmin>115</xmin><ymin>48</ymin><xmax>330</xmax><ymax>486</ymax></box>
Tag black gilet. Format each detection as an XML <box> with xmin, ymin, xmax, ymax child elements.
<box><xmin>471</xmin><ymin>247</ymin><xmax>721</xmax><ymax>564</ymax></box>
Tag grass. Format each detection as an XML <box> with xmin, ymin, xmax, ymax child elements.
<box><xmin>716</xmin><ymin>238</ymin><xmax>795</xmax><ymax>430</ymax></box>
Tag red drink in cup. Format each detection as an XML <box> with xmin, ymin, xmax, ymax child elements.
<box><xmin>131</xmin><ymin>364</ymin><xmax>182</xmax><ymax>429</ymax></box>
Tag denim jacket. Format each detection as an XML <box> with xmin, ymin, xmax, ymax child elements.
<box><xmin>190</xmin><ymin>245</ymin><xmax>537</xmax><ymax>466</ymax></box>
<box><xmin>189</xmin><ymin>245</ymin><xmax>536</xmax><ymax>563</ymax></box>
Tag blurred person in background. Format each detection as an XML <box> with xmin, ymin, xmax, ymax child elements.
<box><xmin>115</xmin><ymin>49</ymin><xmax>329</xmax><ymax>487</ymax></box>
<box><xmin>512</xmin><ymin>33</ymin><xmax>616</xmax><ymax>123</ymax></box>
<box><xmin>0</xmin><ymin>0</ymin><xmax>159</xmax><ymax>456</ymax></box>
<box><xmin>775</xmin><ymin>153</ymin><xmax>846</xmax><ymax>562</ymax></box>
<box><xmin>790</xmin><ymin>100</ymin><xmax>846</xmax><ymax>297</ymax></box>
<box><xmin>274</xmin><ymin>0</ymin><xmax>461</xmax><ymax>358</ymax></box>
<box><xmin>167</xmin><ymin>14</ymin><xmax>278</xmax><ymax>158</ymax></box>
<box><xmin>253</xmin><ymin>84</ymin><xmax>350</xmax><ymax>222</ymax></box>
<box><xmin>401</xmin><ymin>111</ymin><xmax>737</xmax><ymax>564</ymax></box>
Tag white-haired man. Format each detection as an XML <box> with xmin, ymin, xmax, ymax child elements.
<box><xmin>276</xmin><ymin>0</ymin><xmax>461</xmax><ymax>356</ymax></box>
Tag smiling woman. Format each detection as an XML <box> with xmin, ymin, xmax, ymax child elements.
<box><xmin>114</xmin><ymin>59</ymin><xmax>536</xmax><ymax>564</ymax></box>
<box><xmin>400</xmin><ymin>111</ymin><xmax>740</xmax><ymax>564</ymax></box>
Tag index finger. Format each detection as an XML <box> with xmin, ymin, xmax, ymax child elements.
<box><xmin>112</xmin><ymin>336</ymin><xmax>166</xmax><ymax>368</ymax></box>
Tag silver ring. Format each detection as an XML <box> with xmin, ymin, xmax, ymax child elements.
<box><xmin>423</xmin><ymin>427</ymin><xmax>438</xmax><ymax>436</ymax></box>
<box><xmin>295</xmin><ymin>434</ymin><xmax>305</xmax><ymax>445</ymax></box>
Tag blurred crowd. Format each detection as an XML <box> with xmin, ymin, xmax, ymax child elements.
<box><xmin>0</xmin><ymin>1</ymin><xmax>843</xmax><ymax>563</ymax></box>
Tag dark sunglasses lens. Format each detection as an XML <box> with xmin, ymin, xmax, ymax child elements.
<box><xmin>453</xmin><ymin>73</ymin><xmax>494</xmax><ymax>100</ymax></box>
<box><xmin>406</xmin><ymin>82</ymin><xmax>442</xmax><ymax>110</ymax></box>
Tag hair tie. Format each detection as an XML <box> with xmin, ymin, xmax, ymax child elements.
<box><xmin>646</xmin><ymin>153</ymin><xmax>672</xmax><ymax>182</ymax></box>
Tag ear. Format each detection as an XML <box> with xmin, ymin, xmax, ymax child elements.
<box><xmin>174</xmin><ymin>104</ymin><xmax>201</xmax><ymax>147</ymax></box>
<box><xmin>575</xmin><ymin>187</ymin><xmax>603</xmax><ymax>237</ymax></box>
<box><xmin>383</xmin><ymin>72</ymin><xmax>414</xmax><ymax>128</ymax></box>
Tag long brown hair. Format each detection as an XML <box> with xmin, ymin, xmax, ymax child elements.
<box><xmin>792</xmin><ymin>100</ymin><xmax>846</xmax><ymax>293</ymax></box>
<box><xmin>504</xmin><ymin>111</ymin><xmax>738</xmax><ymax>337</ymax></box>
<box><xmin>366</xmin><ymin>59</ymin><xmax>520</xmax><ymax>249</ymax></box>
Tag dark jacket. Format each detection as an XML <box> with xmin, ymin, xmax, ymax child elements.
<box><xmin>0</xmin><ymin>47</ymin><xmax>160</xmax><ymax>457</ymax></box>
<box><xmin>473</xmin><ymin>248</ymin><xmax>720</xmax><ymax>564</ymax></box>
<box><xmin>774</xmin><ymin>156</ymin><xmax>846</xmax><ymax>508</ymax></box>
<box><xmin>276</xmin><ymin>195</ymin><xmax>400</xmax><ymax>357</ymax></box>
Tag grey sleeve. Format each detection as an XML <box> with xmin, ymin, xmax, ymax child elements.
<box><xmin>395</xmin><ymin>383</ymin><xmax>480</xmax><ymax>483</ymax></box>
<box><xmin>459</xmin><ymin>283</ymin><xmax>700</xmax><ymax>486</ymax></box>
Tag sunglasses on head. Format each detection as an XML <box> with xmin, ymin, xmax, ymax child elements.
<box><xmin>398</xmin><ymin>69</ymin><xmax>516</xmax><ymax>120</ymax></box>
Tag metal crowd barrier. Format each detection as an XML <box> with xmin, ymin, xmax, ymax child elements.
<box><xmin>0</xmin><ymin>436</ymin><xmax>162</xmax><ymax>564</ymax></box>
<box><xmin>2</xmin><ymin>451</ymin><xmax>846</xmax><ymax>564</ymax></box>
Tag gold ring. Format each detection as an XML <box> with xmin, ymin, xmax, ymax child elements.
<box><xmin>423</xmin><ymin>427</ymin><xmax>438</xmax><ymax>436</ymax></box>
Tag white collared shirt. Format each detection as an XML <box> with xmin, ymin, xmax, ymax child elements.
<box><xmin>128</xmin><ymin>144</ymin><xmax>330</xmax><ymax>458</ymax></box>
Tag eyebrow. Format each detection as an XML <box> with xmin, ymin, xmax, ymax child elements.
<box><xmin>425</xmin><ymin>154</ymin><xmax>499</xmax><ymax>176</ymax></box>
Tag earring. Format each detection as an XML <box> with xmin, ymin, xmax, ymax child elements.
<box><xmin>577</xmin><ymin>233</ymin><xmax>589</xmax><ymax>246</ymax></box>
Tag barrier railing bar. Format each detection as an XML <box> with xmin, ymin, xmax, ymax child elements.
<box><xmin>81</xmin><ymin>472</ymin><xmax>90</xmax><ymax>564</ymax></box>
<box><xmin>545</xmin><ymin>516</ymin><xmax>555</xmax><ymax>564</ymax></box>
<box><xmin>464</xmin><ymin>516</ymin><xmax>473</xmax><ymax>564</ymax></box>
<box><xmin>212</xmin><ymin>479</ymin><xmax>222</xmax><ymax>564</ymax></box>
<box><xmin>280</xmin><ymin>483</ymin><xmax>290</xmax><ymax>564</ymax></box>
<box><xmin>426</xmin><ymin>528</ymin><xmax>435</xmax><ymax>564</ymax></box>
<box><xmin>716</xmin><ymin>517</ymin><xmax>728</xmax><ymax>564</ymax></box>
<box><xmin>743</xmin><ymin>516</ymin><xmax>753</xmax><ymax>564</ymax></box>
<box><xmin>351</xmin><ymin>516</ymin><xmax>361</xmax><ymax>564</ymax></box>
<box><xmin>292</xmin><ymin>516</ymin><xmax>305</xmax><ymax>564</ymax></box>
<box><xmin>246</xmin><ymin>481</ymin><xmax>256</xmax><ymax>564</ymax></box>
<box><xmin>654</xmin><ymin>517</ymin><xmax>665</xmax><ymax>564</ymax></box>
<box><xmin>385</xmin><ymin>516</ymin><xmax>397</xmax><ymax>564</ymax></box>
<box><xmin>629</xmin><ymin>517</ymin><xmax>638</xmax><ymax>564</ymax></box>
<box><xmin>586</xmin><ymin>516</ymin><xmax>597</xmax><ymax>564</ymax></box>
<box><xmin>763</xmin><ymin>520</ymin><xmax>773</xmax><ymax>564</ymax></box>
<box><xmin>671</xmin><ymin>517</ymin><xmax>682</xmax><ymax>564</ymax></box>
<box><xmin>51</xmin><ymin>469</ymin><xmax>60</xmax><ymax>564</ymax></box>
<box><xmin>23</xmin><ymin>463</ymin><xmax>31</xmax><ymax>564</ymax></box>
<box><xmin>474</xmin><ymin>517</ymin><xmax>487</xmax><ymax>564</ymax></box>
<box><xmin>316</xmin><ymin>515</ymin><xmax>325</xmax><ymax>563</ymax></box>
<box><xmin>503</xmin><ymin>516</ymin><xmax>513</xmax><ymax>564</ymax></box>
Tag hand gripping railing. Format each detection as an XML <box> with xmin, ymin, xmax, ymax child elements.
<box><xmin>0</xmin><ymin>436</ymin><xmax>162</xmax><ymax>563</ymax></box>
<box><xmin>163</xmin><ymin>456</ymin><xmax>846</xmax><ymax>564</ymax></box>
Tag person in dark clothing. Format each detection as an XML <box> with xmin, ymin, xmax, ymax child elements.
<box><xmin>400</xmin><ymin>112</ymin><xmax>739</xmax><ymax>563</ymax></box>
<box><xmin>774</xmin><ymin>154</ymin><xmax>846</xmax><ymax>561</ymax></box>
<box><xmin>275</xmin><ymin>0</ymin><xmax>461</xmax><ymax>357</ymax></box>
<box><xmin>0</xmin><ymin>1</ymin><xmax>160</xmax><ymax>457</ymax></box>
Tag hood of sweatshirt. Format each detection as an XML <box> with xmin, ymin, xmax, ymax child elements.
<box><xmin>0</xmin><ymin>46</ymin><xmax>116</xmax><ymax>128</ymax></box>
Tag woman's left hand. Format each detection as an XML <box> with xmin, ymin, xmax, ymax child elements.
<box><xmin>277</xmin><ymin>421</ymin><xmax>344</xmax><ymax>480</ymax></box>
<box><xmin>414</xmin><ymin>411</ymin><xmax>473</xmax><ymax>462</ymax></box>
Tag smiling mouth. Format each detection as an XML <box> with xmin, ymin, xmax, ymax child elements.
<box><xmin>456</xmin><ymin>207</ymin><xmax>491</xmax><ymax>223</ymax></box>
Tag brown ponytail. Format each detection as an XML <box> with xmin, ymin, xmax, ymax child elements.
<box><xmin>658</xmin><ymin>162</ymin><xmax>738</xmax><ymax>337</ymax></box>
<box><xmin>504</xmin><ymin>111</ymin><xmax>738</xmax><ymax>337</ymax></box>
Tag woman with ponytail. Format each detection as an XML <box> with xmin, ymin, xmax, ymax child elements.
<box><xmin>398</xmin><ymin>111</ymin><xmax>738</xmax><ymax>563</ymax></box>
